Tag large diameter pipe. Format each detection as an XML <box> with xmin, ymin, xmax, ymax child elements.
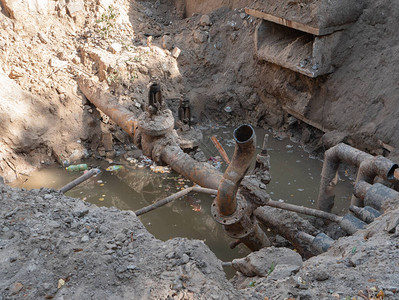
<box><xmin>354</xmin><ymin>181</ymin><xmax>399</xmax><ymax>212</ymax></box>
<box><xmin>217</xmin><ymin>124</ymin><xmax>256</xmax><ymax>216</ymax></box>
<box><xmin>350</xmin><ymin>156</ymin><xmax>398</xmax><ymax>207</ymax></box>
<box><xmin>77</xmin><ymin>77</ymin><xmax>138</xmax><ymax>138</ymax></box>
<box><xmin>161</xmin><ymin>145</ymin><xmax>223</xmax><ymax>190</ymax></box>
<box><xmin>318</xmin><ymin>143</ymin><xmax>373</xmax><ymax>212</ymax></box>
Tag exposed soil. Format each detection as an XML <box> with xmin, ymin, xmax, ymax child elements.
<box><xmin>1</xmin><ymin>0</ymin><xmax>399</xmax><ymax>299</ymax></box>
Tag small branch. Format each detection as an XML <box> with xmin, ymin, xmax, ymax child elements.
<box><xmin>265</xmin><ymin>199</ymin><xmax>341</xmax><ymax>223</ymax></box>
<box><xmin>211</xmin><ymin>135</ymin><xmax>230</xmax><ymax>164</ymax></box>
<box><xmin>59</xmin><ymin>168</ymin><xmax>100</xmax><ymax>193</ymax></box>
<box><xmin>135</xmin><ymin>186</ymin><xmax>217</xmax><ymax>216</ymax></box>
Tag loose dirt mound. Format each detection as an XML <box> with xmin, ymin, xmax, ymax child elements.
<box><xmin>0</xmin><ymin>183</ymin><xmax>253</xmax><ymax>299</ymax></box>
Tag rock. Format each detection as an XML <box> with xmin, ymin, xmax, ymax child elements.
<box><xmin>269</xmin><ymin>264</ymin><xmax>301</xmax><ymax>280</ymax></box>
<box><xmin>66</xmin><ymin>0</ymin><xmax>84</xmax><ymax>17</ymax></box>
<box><xmin>81</xmin><ymin>235</ymin><xmax>90</xmax><ymax>242</ymax></box>
<box><xmin>110</xmin><ymin>42</ymin><xmax>122</xmax><ymax>54</ymax></box>
<box><xmin>102</xmin><ymin>132</ymin><xmax>113</xmax><ymax>152</ymax></box>
<box><xmin>37</xmin><ymin>32</ymin><xmax>49</xmax><ymax>44</ymax></box>
<box><xmin>199</xmin><ymin>14</ymin><xmax>212</xmax><ymax>26</ymax></box>
<box><xmin>73</xmin><ymin>208</ymin><xmax>89</xmax><ymax>218</ymax></box>
<box><xmin>171</xmin><ymin>47</ymin><xmax>181</xmax><ymax>59</ymax></box>
<box><xmin>72</xmin><ymin>56</ymin><xmax>81</xmax><ymax>64</ymax></box>
<box><xmin>193</xmin><ymin>30</ymin><xmax>208</xmax><ymax>44</ymax></box>
<box><xmin>8</xmin><ymin>67</ymin><xmax>24</xmax><ymax>79</ymax></box>
<box><xmin>232</xmin><ymin>247</ymin><xmax>303</xmax><ymax>277</ymax></box>
<box><xmin>49</xmin><ymin>57</ymin><xmax>68</xmax><ymax>69</ymax></box>
<box><xmin>130</xmin><ymin>149</ymin><xmax>143</xmax><ymax>159</ymax></box>
<box><xmin>161</xmin><ymin>35</ymin><xmax>173</xmax><ymax>50</ymax></box>
<box><xmin>321</xmin><ymin>130</ymin><xmax>348</xmax><ymax>149</ymax></box>
<box><xmin>182</xmin><ymin>254</ymin><xmax>189</xmax><ymax>264</ymax></box>
<box><xmin>313</xmin><ymin>268</ymin><xmax>330</xmax><ymax>281</ymax></box>
<box><xmin>1</xmin><ymin>0</ymin><xmax>49</xmax><ymax>19</ymax></box>
<box><xmin>10</xmin><ymin>282</ymin><xmax>23</xmax><ymax>295</ymax></box>
<box><xmin>144</xmin><ymin>8</ymin><xmax>153</xmax><ymax>17</ymax></box>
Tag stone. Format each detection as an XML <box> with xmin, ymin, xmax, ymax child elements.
<box><xmin>0</xmin><ymin>0</ymin><xmax>49</xmax><ymax>19</ymax></box>
<box><xmin>49</xmin><ymin>57</ymin><xmax>68</xmax><ymax>69</ymax></box>
<box><xmin>161</xmin><ymin>35</ymin><xmax>173</xmax><ymax>50</ymax></box>
<box><xmin>110</xmin><ymin>42</ymin><xmax>122</xmax><ymax>54</ymax></box>
<box><xmin>199</xmin><ymin>14</ymin><xmax>211</xmax><ymax>26</ymax></box>
<box><xmin>8</xmin><ymin>67</ymin><xmax>24</xmax><ymax>79</ymax></box>
<box><xmin>171</xmin><ymin>47</ymin><xmax>181</xmax><ymax>59</ymax></box>
<box><xmin>102</xmin><ymin>132</ymin><xmax>113</xmax><ymax>152</ymax></box>
<box><xmin>115</xmin><ymin>233</ymin><xmax>125</xmax><ymax>242</ymax></box>
<box><xmin>193</xmin><ymin>30</ymin><xmax>208</xmax><ymax>44</ymax></box>
<box><xmin>232</xmin><ymin>247</ymin><xmax>303</xmax><ymax>277</ymax></box>
<box><xmin>313</xmin><ymin>268</ymin><xmax>330</xmax><ymax>281</ymax></box>
<box><xmin>269</xmin><ymin>264</ymin><xmax>301</xmax><ymax>280</ymax></box>
<box><xmin>72</xmin><ymin>56</ymin><xmax>81</xmax><ymax>64</ymax></box>
<box><xmin>144</xmin><ymin>8</ymin><xmax>153</xmax><ymax>17</ymax></box>
<box><xmin>10</xmin><ymin>282</ymin><xmax>23</xmax><ymax>295</ymax></box>
<box><xmin>81</xmin><ymin>235</ymin><xmax>90</xmax><ymax>242</ymax></box>
<box><xmin>66</xmin><ymin>0</ymin><xmax>84</xmax><ymax>17</ymax></box>
<box><xmin>37</xmin><ymin>32</ymin><xmax>49</xmax><ymax>44</ymax></box>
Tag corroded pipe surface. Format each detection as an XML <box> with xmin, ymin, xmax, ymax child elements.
<box><xmin>77</xmin><ymin>77</ymin><xmax>137</xmax><ymax>138</ymax></box>
<box><xmin>354</xmin><ymin>180</ymin><xmax>399</xmax><ymax>212</ymax></box>
<box><xmin>161</xmin><ymin>145</ymin><xmax>223</xmax><ymax>190</ymax></box>
<box><xmin>254</xmin><ymin>206</ymin><xmax>318</xmax><ymax>258</ymax></box>
<box><xmin>350</xmin><ymin>156</ymin><xmax>398</xmax><ymax>207</ymax></box>
<box><xmin>217</xmin><ymin>124</ymin><xmax>256</xmax><ymax>216</ymax></box>
<box><xmin>318</xmin><ymin>143</ymin><xmax>373</xmax><ymax>212</ymax></box>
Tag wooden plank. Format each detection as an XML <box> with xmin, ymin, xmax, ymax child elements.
<box><xmin>245</xmin><ymin>8</ymin><xmax>349</xmax><ymax>36</ymax></box>
<box><xmin>282</xmin><ymin>106</ymin><xmax>328</xmax><ymax>133</ymax></box>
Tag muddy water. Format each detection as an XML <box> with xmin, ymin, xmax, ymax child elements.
<box><xmin>11</xmin><ymin>126</ymin><xmax>353</xmax><ymax>273</ymax></box>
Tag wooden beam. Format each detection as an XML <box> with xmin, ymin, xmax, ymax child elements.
<box><xmin>245</xmin><ymin>8</ymin><xmax>349</xmax><ymax>36</ymax></box>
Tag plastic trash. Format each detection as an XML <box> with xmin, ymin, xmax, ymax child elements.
<box><xmin>66</xmin><ymin>164</ymin><xmax>88</xmax><ymax>172</ymax></box>
<box><xmin>106</xmin><ymin>165</ymin><xmax>124</xmax><ymax>172</ymax></box>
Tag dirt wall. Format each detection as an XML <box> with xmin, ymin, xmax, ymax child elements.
<box><xmin>175</xmin><ymin>0</ymin><xmax>252</xmax><ymax>17</ymax></box>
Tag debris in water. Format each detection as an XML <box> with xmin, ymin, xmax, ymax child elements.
<box><xmin>106</xmin><ymin>165</ymin><xmax>124</xmax><ymax>172</ymax></box>
<box><xmin>66</xmin><ymin>164</ymin><xmax>88</xmax><ymax>172</ymax></box>
<box><xmin>224</xmin><ymin>106</ymin><xmax>232</xmax><ymax>113</ymax></box>
<box><xmin>150</xmin><ymin>165</ymin><xmax>171</xmax><ymax>173</ymax></box>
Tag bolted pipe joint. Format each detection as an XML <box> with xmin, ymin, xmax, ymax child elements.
<box><xmin>212</xmin><ymin>124</ymin><xmax>271</xmax><ymax>251</ymax></box>
<box><xmin>137</xmin><ymin>83</ymin><xmax>176</xmax><ymax>161</ymax></box>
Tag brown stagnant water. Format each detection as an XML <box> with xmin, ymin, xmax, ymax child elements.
<box><xmin>11</xmin><ymin>126</ymin><xmax>353</xmax><ymax>274</ymax></box>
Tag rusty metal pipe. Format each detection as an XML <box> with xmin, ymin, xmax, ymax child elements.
<box><xmin>354</xmin><ymin>180</ymin><xmax>399</xmax><ymax>212</ymax></box>
<box><xmin>318</xmin><ymin>143</ymin><xmax>373</xmax><ymax>212</ymax></box>
<box><xmin>77</xmin><ymin>77</ymin><xmax>138</xmax><ymax>138</ymax></box>
<box><xmin>217</xmin><ymin>124</ymin><xmax>256</xmax><ymax>216</ymax></box>
<box><xmin>161</xmin><ymin>145</ymin><xmax>223</xmax><ymax>190</ymax></box>
<box><xmin>350</xmin><ymin>156</ymin><xmax>398</xmax><ymax>207</ymax></box>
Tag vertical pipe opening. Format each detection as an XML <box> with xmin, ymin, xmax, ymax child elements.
<box><xmin>234</xmin><ymin>124</ymin><xmax>254</xmax><ymax>144</ymax></box>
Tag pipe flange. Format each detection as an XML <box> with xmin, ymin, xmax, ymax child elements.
<box><xmin>211</xmin><ymin>193</ymin><xmax>247</xmax><ymax>226</ymax></box>
<box><xmin>138</xmin><ymin>109</ymin><xmax>174</xmax><ymax>137</ymax></box>
<box><xmin>223</xmin><ymin>214</ymin><xmax>257</xmax><ymax>239</ymax></box>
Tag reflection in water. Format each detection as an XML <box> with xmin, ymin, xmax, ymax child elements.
<box><xmin>10</xmin><ymin>127</ymin><xmax>353</xmax><ymax>272</ymax></box>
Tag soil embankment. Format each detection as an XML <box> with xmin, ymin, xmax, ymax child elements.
<box><xmin>1</xmin><ymin>0</ymin><xmax>399</xmax><ymax>298</ymax></box>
